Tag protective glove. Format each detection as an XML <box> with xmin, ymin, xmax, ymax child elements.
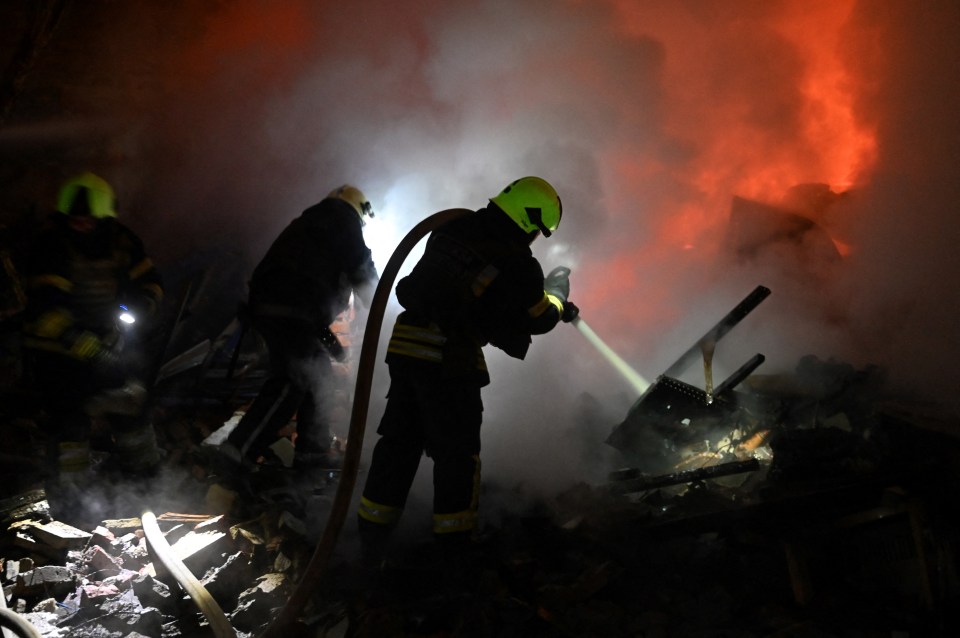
<box><xmin>544</xmin><ymin>266</ymin><xmax>571</xmax><ymax>302</ymax></box>
<box><xmin>561</xmin><ymin>300</ymin><xmax>580</xmax><ymax>323</ymax></box>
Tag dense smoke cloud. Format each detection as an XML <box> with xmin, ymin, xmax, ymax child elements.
<box><xmin>10</xmin><ymin>0</ymin><xmax>958</xmax><ymax>494</ymax></box>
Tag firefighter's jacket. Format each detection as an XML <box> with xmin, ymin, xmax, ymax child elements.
<box><xmin>248</xmin><ymin>197</ymin><xmax>378</xmax><ymax>328</ymax></box>
<box><xmin>387</xmin><ymin>205</ymin><xmax>563</xmax><ymax>386</ymax></box>
<box><xmin>22</xmin><ymin>214</ymin><xmax>163</xmax><ymax>360</ymax></box>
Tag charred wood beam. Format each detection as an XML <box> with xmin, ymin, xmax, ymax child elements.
<box><xmin>608</xmin><ymin>457</ymin><xmax>761</xmax><ymax>494</ymax></box>
<box><xmin>663</xmin><ymin>285</ymin><xmax>770</xmax><ymax>378</ymax></box>
<box><xmin>713</xmin><ymin>353</ymin><xmax>766</xmax><ymax>398</ymax></box>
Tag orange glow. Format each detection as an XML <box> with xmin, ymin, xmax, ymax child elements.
<box><xmin>601</xmin><ymin>0</ymin><xmax>876</xmax><ymax>267</ymax></box>
<box><xmin>171</xmin><ymin>3</ymin><xmax>311</xmax><ymax>85</ymax></box>
<box><xmin>657</xmin><ymin>202</ymin><xmax>714</xmax><ymax>251</ymax></box>
<box><xmin>832</xmin><ymin>238</ymin><xmax>853</xmax><ymax>257</ymax></box>
<box><xmin>772</xmin><ymin>2</ymin><xmax>878</xmax><ymax>192</ymax></box>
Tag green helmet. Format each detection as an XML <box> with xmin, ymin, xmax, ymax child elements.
<box><xmin>57</xmin><ymin>172</ymin><xmax>117</xmax><ymax>219</ymax></box>
<box><xmin>328</xmin><ymin>184</ymin><xmax>374</xmax><ymax>225</ymax></box>
<box><xmin>490</xmin><ymin>176</ymin><xmax>562</xmax><ymax>237</ymax></box>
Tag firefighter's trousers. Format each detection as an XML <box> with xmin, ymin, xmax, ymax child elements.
<box><xmin>359</xmin><ymin>360</ymin><xmax>483</xmax><ymax>537</ymax></box>
<box><xmin>227</xmin><ymin>315</ymin><xmax>335</xmax><ymax>466</ymax></box>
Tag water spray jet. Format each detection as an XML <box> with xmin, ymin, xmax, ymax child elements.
<box><xmin>570</xmin><ymin>316</ymin><xmax>651</xmax><ymax>396</ymax></box>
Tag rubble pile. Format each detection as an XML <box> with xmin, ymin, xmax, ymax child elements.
<box><xmin>1</xmin><ymin>506</ymin><xmax>323</xmax><ymax>637</ymax></box>
<box><xmin>1</xmin><ymin>354</ymin><xmax>959</xmax><ymax>637</ymax></box>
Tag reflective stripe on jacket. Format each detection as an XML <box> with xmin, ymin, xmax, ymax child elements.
<box><xmin>386</xmin><ymin>312</ymin><xmax>489</xmax><ymax>382</ymax></box>
<box><xmin>386</xmin><ymin>321</ymin><xmax>446</xmax><ymax>362</ymax></box>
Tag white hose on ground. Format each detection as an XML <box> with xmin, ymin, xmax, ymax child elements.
<box><xmin>0</xmin><ymin>609</ymin><xmax>42</xmax><ymax>638</ymax></box>
<box><xmin>140</xmin><ymin>510</ymin><xmax>236</xmax><ymax>638</ymax></box>
<box><xmin>0</xmin><ymin>570</ymin><xmax>38</xmax><ymax>638</ymax></box>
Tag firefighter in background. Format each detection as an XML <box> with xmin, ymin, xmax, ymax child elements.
<box><xmin>22</xmin><ymin>172</ymin><xmax>164</xmax><ymax>522</ymax></box>
<box><xmin>218</xmin><ymin>185</ymin><xmax>378</xmax><ymax>479</ymax></box>
<box><xmin>358</xmin><ymin>176</ymin><xmax>579</xmax><ymax>566</ymax></box>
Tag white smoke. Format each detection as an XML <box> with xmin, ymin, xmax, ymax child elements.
<box><xmin>9</xmin><ymin>0</ymin><xmax>958</xmax><ymax>501</ymax></box>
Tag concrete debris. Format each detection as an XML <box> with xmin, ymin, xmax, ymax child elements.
<box><xmin>230</xmin><ymin>573</ymin><xmax>291</xmax><ymax>633</ymax></box>
<box><xmin>12</xmin><ymin>565</ymin><xmax>75</xmax><ymax>600</ymax></box>
<box><xmin>129</xmin><ymin>573</ymin><xmax>176</xmax><ymax>614</ymax></box>
<box><xmin>165</xmin><ymin>524</ymin><xmax>229</xmax><ymax>576</ymax></box>
<box><xmin>0</xmin><ymin>353</ymin><xmax>958</xmax><ymax>637</ymax></box>
<box><xmin>199</xmin><ymin>550</ymin><xmax>256</xmax><ymax>611</ymax></box>
<box><xmin>20</xmin><ymin>521</ymin><xmax>91</xmax><ymax>552</ymax></box>
<box><xmin>80</xmin><ymin>545</ymin><xmax>121</xmax><ymax>577</ymax></box>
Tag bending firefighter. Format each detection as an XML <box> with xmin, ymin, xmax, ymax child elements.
<box><xmin>22</xmin><ymin>172</ymin><xmax>165</xmax><ymax>524</ymax></box>
<box><xmin>218</xmin><ymin>185</ymin><xmax>378</xmax><ymax>483</ymax></box>
<box><xmin>358</xmin><ymin>176</ymin><xmax>579</xmax><ymax>564</ymax></box>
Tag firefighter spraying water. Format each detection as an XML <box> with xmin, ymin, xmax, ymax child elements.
<box><xmin>270</xmin><ymin>182</ymin><xmax>648</xmax><ymax>631</ymax></box>
<box><xmin>357</xmin><ymin>176</ymin><xmax>577</xmax><ymax>569</ymax></box>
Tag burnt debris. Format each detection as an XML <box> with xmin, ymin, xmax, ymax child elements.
<box><xmin>2</xmin><ymin>285</ymin><xmax>960</xmax><ymax>637</ymax></box>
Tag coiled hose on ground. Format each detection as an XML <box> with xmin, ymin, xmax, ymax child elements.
<box><xmin>262</xmin><ymin>208</ymin><xmax>470</xmax><ymax>637</ymax></box>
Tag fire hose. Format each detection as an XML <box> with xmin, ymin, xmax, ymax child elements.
<box><xmin>0</xmin><ymin>524</ymin><xmax>39</xmax><ymax>638</ymax></box>
<box><xmin>133</xmin><ymin>207</ymin><xmax>649</xmax><ymax>636</ymax></box>
<box><xmin>0</xmin><ymin>610</ymin><xmax>41</xmax><ymax>638</ymax></box>
<box><xmin>0</xmin><ymin>590</ymin><xmax>41</xmax><ymax>638</ymax></box>
<box><xmin>261</xmin><ymin>208</ymin><xmax>471</xmax><ymax>637</ymax></box>
<box><xmin>259</xmin><ymin>211</ymin><xmax>656</xmax><ymax>636</ymax></box>
<box><xmin>140</xmin><ymin>510</ymin><xmax>235</xmax><ymax>638</ymax></box>
<box><xmin>130</xmin><ymin>209</ymin><xmax>467</xmax><ymax>637</ymax></box>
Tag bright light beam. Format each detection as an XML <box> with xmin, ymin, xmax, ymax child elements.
<box><xmin>571</xmin><ymin>316</ymin><xmax>650</xmax><ymax>396</ymax></box>
<box><xmin>118</xmin><ymin>304</ymin><xmax>136</xmax><ymax>324</ymax></box>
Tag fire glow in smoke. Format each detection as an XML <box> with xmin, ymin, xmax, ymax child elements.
<box><xmin>11</xmin><ymin>0</ymin><xmax>958</xmax><ymax>491</ymax></box>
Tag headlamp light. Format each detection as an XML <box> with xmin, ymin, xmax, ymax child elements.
<box><xmin>118</xmin><ymin>305</ymin><xmax>136</xmax><ymax>325</ymax></box>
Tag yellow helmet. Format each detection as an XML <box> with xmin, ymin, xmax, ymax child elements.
<box><xmin>490</xmin><ymin>176</ymin><xmax>562</xmax><ymax>237</ymax></box>
<box><xmin>328</xmin><ymin>184</ymin><xmax>374</xmax><ymax>225</ymax></box>
<box><xmin>57</xmin><ymin>172</ymin><xmax>117</xmax><ymax>219</ymax></box>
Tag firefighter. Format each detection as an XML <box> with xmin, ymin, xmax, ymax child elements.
<box><xmin>22</xmin><ymin>172</ymin><xmax>164</xmax><ymax>523</ymax></box>
<box><xmin>217</xmin><ymin>185</ymin><xmax>378</xmax><ymax>483</ymax></box>
<box><xmin>357</xmin><ymin>176</ymin><xmax>579</xmax><ymax>571</ymax></box>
